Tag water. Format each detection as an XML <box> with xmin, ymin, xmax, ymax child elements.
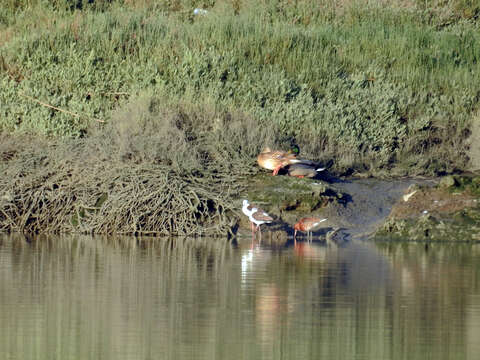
<box><xmin>1</xmin><ymin>234</ymin><xmax>480</xmax><ymax>360</ymax></box>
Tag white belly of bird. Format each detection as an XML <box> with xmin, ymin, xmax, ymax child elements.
<box><xmin>249</xmin><ymin>214</ymin><xmax>268</xmax><ymax>226</ymax></box>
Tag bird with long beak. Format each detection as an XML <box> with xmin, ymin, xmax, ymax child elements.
<box><xmin>257</xmin><ymin>147</ymin><xmax>305</xmax><ymax>176</ymax></box>
<box><xmin>293</xmin><ymin>217</ymin><xmax>327</xmax><ymax>242</ymax></box>
<box><xmin>242</xmin><ymin>200</ymin><xmax>274</xmax><ymax>237</ymax></box>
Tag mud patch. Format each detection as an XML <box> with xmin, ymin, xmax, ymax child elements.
<box><xmin>375</xmin><ymin>175</ymin><xmax>480</xmax><ymax>242</ymax></box>
<box><xmin>237</xmin><ymin>173</ymin><xmax>345</xmax><ymax>236</ymax></box>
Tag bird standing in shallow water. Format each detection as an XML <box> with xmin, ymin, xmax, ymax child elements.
<box><xmin>294</xmin><ymin>217</ymin><xmax>327</xmax><ymax>242</ymax></box>
<box><xmin>242</xmin><ymin>199</ymin><xmax>274</xmax><ymax>237</ymax></box>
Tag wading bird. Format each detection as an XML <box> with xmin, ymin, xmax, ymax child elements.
<box><xmin>242</xmin><ymin>199</ymin><xmax>274</xmax><ymax>237</ymax></box>
<box><xmin>294</xmin><ymin>217</ymin><xmax>327</xmax><ymax>242</ymax></box>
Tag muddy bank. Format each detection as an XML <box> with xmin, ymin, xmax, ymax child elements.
<box><xmin>237</xmin><ymin>173</ymin><xmax>434</xmax><ymax>241</ymax></box>
<box><xmin>374</xmin><ymin>175</ymin><xmax>480</xmax><ymax>242</ymax></box>
<box><xmin>238</xmin><ymin>173</ymin><xmax>480</xmax><ymax>243</ymax></box>
<box><xmin>1</xmin><ymin>134</ymin><xmax>479</xmax><ymax>239</ymax></box>
<box><xmin>236</xmin><ymin>173</ymin><xmax>345</xmax><ymax>241</ymax></box>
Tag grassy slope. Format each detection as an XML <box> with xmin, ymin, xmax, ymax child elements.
<box><xmin>1</xmin><ymin>0</ymin><xmax>480</xmax><ymax>175</ymax></box>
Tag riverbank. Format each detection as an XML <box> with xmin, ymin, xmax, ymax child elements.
<box><xmin>2</xmin><ymin>131</ymin><xmax>480</xmax><ymax>239</ymax></box>
<box><xmin>374</xmin><ymin>174</ymin><xmax>480</xmax><ymax>242</ymax></box>
<box><xmin>1</xmin><ymin>1</ymin><xmax>480</xmax><ymax>237</ymax></box>
<box><xmin>0</xmin><ymin>129</ymin><xmax>247</xmax><ymax>236</ymax></box>
<box><xmin>0</xmin><ymin>129</ymin><xmax>344</xmax><ymax>236</ymax></box>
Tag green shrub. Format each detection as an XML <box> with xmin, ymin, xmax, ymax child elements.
<box><xmin>1</xmin><ymin>1</ymin><xmax>479</xmax><ymax>174</ymax></box>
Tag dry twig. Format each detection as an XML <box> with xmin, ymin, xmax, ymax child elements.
<box><xmin>19</xmin><ymin>92</ymin><xmax>105</xmax><ymax>123</ymax></box>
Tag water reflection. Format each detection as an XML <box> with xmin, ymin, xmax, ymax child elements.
<box><xmin>0</xmin><ymin>234</ymin><xmax>479</xmax><ymax>360</ymax></box>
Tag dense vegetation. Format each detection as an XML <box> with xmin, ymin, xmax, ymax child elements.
<box><xmin>1</xmin><ymin>0</ymin><xmax>479</xmax><ymax>234</ymax></box>
<box><xmin>1</xmin><ymin>0</ymin><xmax>479</xmax><ymax>174</ymax></box>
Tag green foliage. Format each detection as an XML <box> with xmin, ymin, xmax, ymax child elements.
<box><xmin>1</xmin><ymin>0</ymin><xmax>479</xmax><ymax>174</ymax></box>
<box><xmin>443</xmin><ymin>175</ymin><xmax>480</xmax><ymax>195</ymax></box>
<box><xmin>95</xmin><ymin>91</ymin><xmax>279</xmax><ymax>173</ymax></box>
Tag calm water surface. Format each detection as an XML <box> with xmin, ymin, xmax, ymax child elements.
<box><xmin>1</xmin><ymin>234</ymin><xmax>480</xmax><ymax>360</ymax></box>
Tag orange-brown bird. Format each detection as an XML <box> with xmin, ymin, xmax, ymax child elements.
<box><xmin>294</xmin><ymin>217</ymin><xmax>327</xmax><ymax>241</ymax></box>
<box><xmin>257</xmin><ymin>147</ymin><xmax>304</xmax><ymax>176</ymax></box>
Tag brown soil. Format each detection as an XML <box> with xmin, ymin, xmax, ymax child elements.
<box><xmin>389</xmin><ymin>187</ymin><xmax>479</xmax><ymax>220</ymax></box>
<box><xmin>375</xmin><ymin>175</ymin><xmax>480</xmax><ymax>242</ymax></box>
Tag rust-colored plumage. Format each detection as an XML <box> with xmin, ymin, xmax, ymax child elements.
<box><xmin>294</xmin><ymin>217</ymin><xmax>327</xmax><ymax>240</ymax></box>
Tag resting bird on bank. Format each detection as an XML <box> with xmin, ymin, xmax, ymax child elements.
<box><xmin>287</xmin><ymin>163</ymin><xmax>326</xmax><ymax>178</ymax></box>
<box><xmin>257</xmin><ymin>147</ymin><xmax>308</xmax><ymax>176</ymax></box>
<box><xmin>294</xmin><ymin>217</ymin><xmax>328</xmax><ymax>241</ymax></box>
<box><xmin>242</xmin><ymin>199</ymin><xmax>274</xmax><ymax>236</ymax></box>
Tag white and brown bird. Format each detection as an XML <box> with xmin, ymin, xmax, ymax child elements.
<box><xmin>242</xmin><ymin>199</ymin><xmax>274</xmax><ymax>236</ymax></box>
<box><xmin>293</xmin><ymin>217</ymin><xmax>327</xmax><ymax>241</ymax></box>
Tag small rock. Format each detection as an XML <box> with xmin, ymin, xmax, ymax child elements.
<box><xmin>439</xmin><ymin>175</ymin><xmax>457</xmax><ymax>188</ymax></box>
<box><xmin>326</xmin><ymin>227</ymin><xmax>344</xmax><ymax>242</ymax></box>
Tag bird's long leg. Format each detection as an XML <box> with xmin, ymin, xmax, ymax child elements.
<box><xmin>294</xmin><ymin>229</ymin><xmax>297</xmax><ymax>245</ymax></box>
<box><xmin>250</xmin><ymin>222</ymin><xmax>256</xmax><ymax>248</ymax></box>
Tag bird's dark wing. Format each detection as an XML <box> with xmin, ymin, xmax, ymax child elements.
<box><xmin>252</xmin><ymin>210</ymin><xmax>273</xmax><ymax>221</ymax></box>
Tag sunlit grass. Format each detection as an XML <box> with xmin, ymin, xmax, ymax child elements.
<box><xmin>1</xmin><ymin>0</ymin><xmax>479</xmax><ymax>173</ymax></box>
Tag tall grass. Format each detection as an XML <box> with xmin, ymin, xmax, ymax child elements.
<box><xmin>1</xmin><ymin>0</ymin><xmax>479</xmax><ymax>174</ymax></box>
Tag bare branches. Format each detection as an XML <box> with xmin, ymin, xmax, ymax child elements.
<box><xmin>19</xmin><ymin>92</ymin><xmax>105</xmax><ymax>123</ymax></box>
<box><xmin>0</xmin><ymin>150</ymin><xmax>242</xmax><ymax>236</ymax></box>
